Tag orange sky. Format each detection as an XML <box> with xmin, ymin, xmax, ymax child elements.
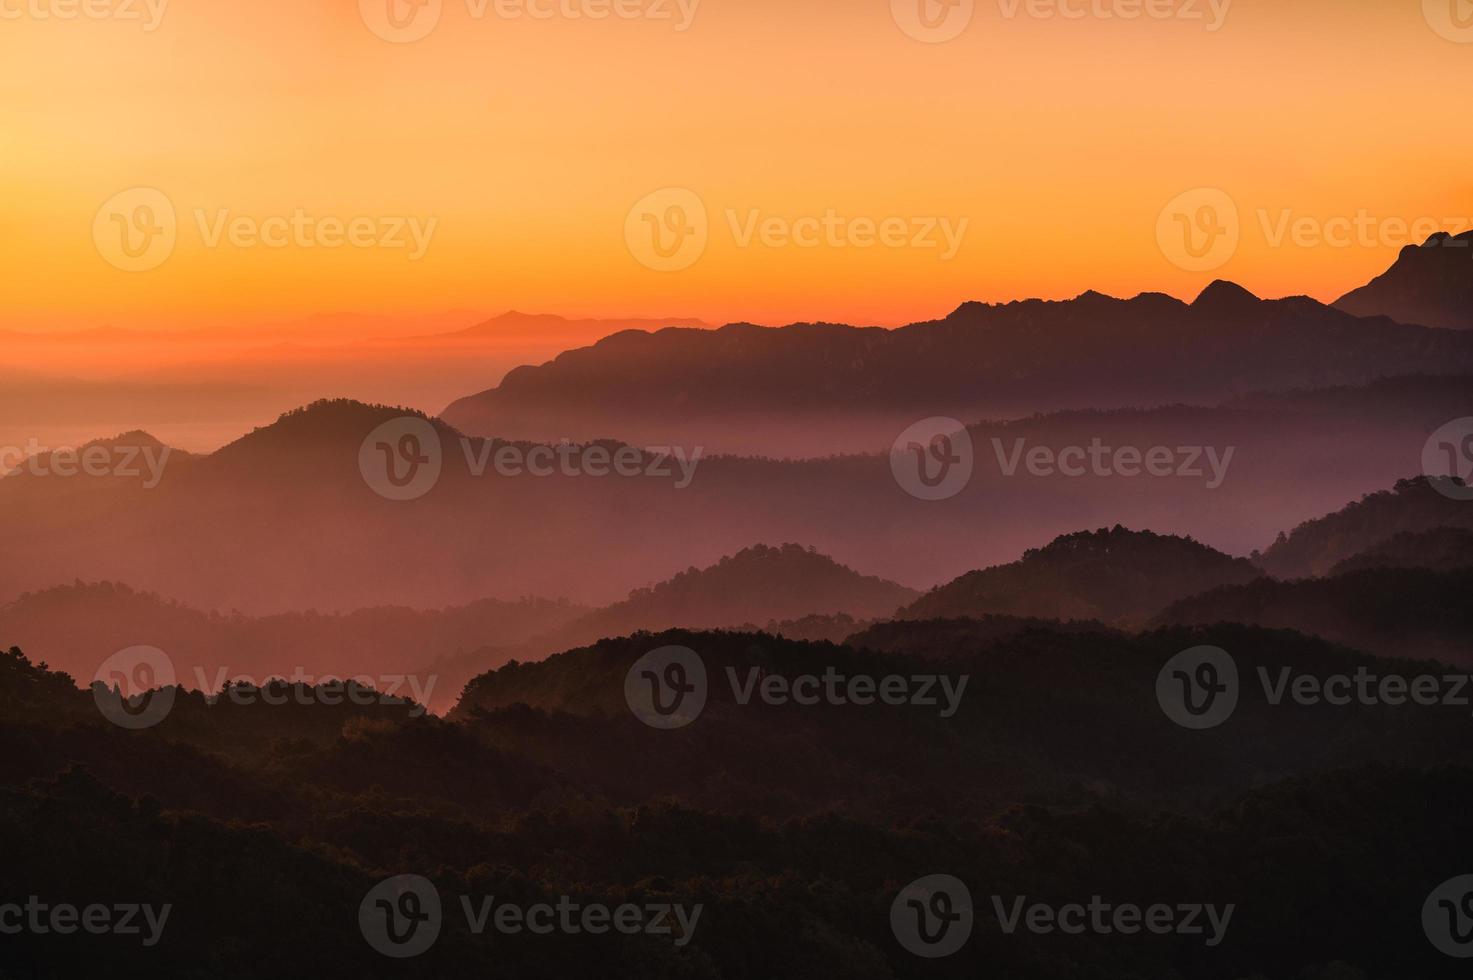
<box><xmin>2</xmin><ymin>0</ymin><xmax>1471</xmax><ymax>331</ymax></box>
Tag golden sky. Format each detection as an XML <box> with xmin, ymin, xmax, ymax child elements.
<box><xmin>2</xmin><ymin>0</ymin><xmax>1471</xmax><ymax>331</ymax></box>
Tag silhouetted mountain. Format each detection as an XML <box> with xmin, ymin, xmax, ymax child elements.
<box><xmin>5</xmin><ymin>623</ymin><xmax>1473</xmax><ymax>978</ymax></box>
<box><xmin>1335</xmin><ymin>230</ymin><xmax>1473</xmax><ymax>329</ymax></box>
<box><xmin>0</xmin><ymin>581</ymin><xmax>586</xmax><ymax>715</ymax></box>
<box><xmin>540</xmin><ymin>544</ymin><xmax>917</xmax><ymax>647</ymax></box>
<box><xmin>441</xmin><ymin>289</ymin><xmax>1473</xmax><ymax>455</ymax></box>
<box><xmin>1157</xmin><ymin>566</ymin><xmax>1473</xmax><ymax>664</ymax></box>
<box><xmin>3</xmin><ymin>386</ymin><xmax>1467</xmax><ymax>613</ymax></box>
<box><xmin>896</xmin><ymin>527</ymin><xmax>1260</xmax><ymax>626</ymax></box>
<box><xmin>1329</xmin><ymin>527</ymin><xmax>1473</xmax><ymax>575</ymax></box>
<box><xmin>1257</xmin><ymin>476</ymin><xmax>1473</xmax><ymax>578</ymax></box>
<box><xmin>420</xmin><ymin>310</ymin><xmax>708</xmax><ymax>342</ymax></box>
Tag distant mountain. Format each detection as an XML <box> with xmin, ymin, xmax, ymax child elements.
<box><xmin>415</xmin><ymin>310</ymin><xmax>708</xmax><ymax>343</ymax></box>
<box><xmin>552</xmin><ymin>544</ymin><xmax>917</xmax><ymax>642</ymax></box>
<box><xmin>897</xmin><ymin>527</ymin><xmax>1261</xmax><ymax>626</ymax></box>
<box><xmin>1156</xmin><ymin>566</ymin><xmax>1473</xmax><ymax>665</ymax></box>
<box><xmin>1335</xmin><ymin>230</ymin><xmax>1473</xmax><ymax>329</ymax></box>
<box><xmin>452</xmin><ymin>623</ymin><xmax>1473</xmax><ymax>814</ymax></box>
<box><xmin>1</xmin><ymin>387</ymin><xmax>1467</xmax><ymax>613</ymax></box>
<box><xmin>1256</xmin><ymin>476</ymin><xmax>1473</xmax><ymax>578</ymax></box>
<box><xmin>441</xmin><ymin>286</ymin><xmax>1473</xmax><ymax>455</ymax></box>
<box><xmin>425</xmin><ymin>545</ymin><xmax>918</xmax><ymax>702</ymax></box>
<box><xmin>1329</xmin><ymin>526</ymin><xmax>1473</xmax><ymax>575</ymax></box>
<box><xmin>0</xmin><ymin>311</ymin><xmax>708</xmax><ymax>456</ymax></box>
<box><xmin>0</xmin><ymin>581</ymin><xmax>586</xmax><ymax>714</ymax></box>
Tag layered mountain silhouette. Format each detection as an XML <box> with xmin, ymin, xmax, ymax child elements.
<box><xmin>2</xmin><ymin>386</ymin><xmax>1467</xmax><ymax>612</ymax></box>
<box><xmin>442</xmin><ymin>285</ymin><xmax>1473</xmax><ymax>455</ymax></box>
<box><xmin>1158</xmin><ymin>566</ymin><xmax>1473</xmax><ymax>665</ymax></box>
<box><xmin>5</xmin><ymin>632</ymin><xmax>1472</xmax><ymax>978</ymax></box>
<box><xmin>1335</xmin><ymin>230</ymin><xmax>1473</xmax><ymax>330</ymax></box>
<box><xmin>897</xmin><ymin>527</ymin><xmax>1261</xmax><ymax>626</ymax></box>
<box><xmin>532</xmin><ymin>544</ymin><xmax>917</xmax><ymax>649</ymax></box>
<box><xmin>1256</xmin><ymin>476</ymin><xmax>1473</xmax><ymax>578</ymax></box>
<box><xmin>0</xmin><ymin>581</ymin><xmax>586</xmax><ymax>715</ymax></box>
<box><xmin>1328</xmin><ymin>526</ymin><xmax>1473</xmax><ymax>575</ymax></box>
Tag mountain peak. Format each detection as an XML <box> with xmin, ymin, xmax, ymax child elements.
<box><xmin>1191</xmin><ymin>279</ymin><xmax>1260</xmax><ymax>311</ymax></box>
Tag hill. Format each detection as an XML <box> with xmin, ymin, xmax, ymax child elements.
<box><xmin>1257</xmin><ymin>476</ymin><xmax>1473</xmax><ymax>578</ymax></box>
<box><xmin>441</xmin><ymin>287</ymin><xmax>1473</xmax><ymax>455</ymax></box>
<box><xmin>1</xmin><ymin>388</ymin><xmax>1465</xmax><ymax>614</ymax></box>
<box><xmin>1329</xmin><ymin>526</ymin><xmax>1473</xmax><ymax>575</ymax></box>
<box><xmin>0</xmin><ymin>582</ymin><xmax>585</xmax><ymax>715</ymax></box>
<box><xmin>1156</xmin><ymin>566</ymin><xmax>1473</xmax><ymax>664</ymax></box>
<box><xmin>1335</xmin><ymin>230</ymin><xmax>1473</xmax><ymax>329</ymax></box>
<box><xmin>896</xmin><ymin>527</ymin><xmax>1261</xmax><ymax>626</ymax></box>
